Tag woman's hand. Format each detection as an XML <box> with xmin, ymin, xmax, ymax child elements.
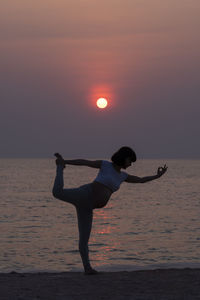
<box><xmin>157</xmin><ymin>164</ymin><xmax>168</xmax><ymax>177</ymax></box>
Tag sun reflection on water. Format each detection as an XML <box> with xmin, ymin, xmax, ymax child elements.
<box><xmin>91</xmin><ymin>209</ymin><xmax>121</xmax><ymax>266</ymax></box>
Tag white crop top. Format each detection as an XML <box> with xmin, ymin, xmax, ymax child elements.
<box><xmin>94</xmin><ymin>160</ymin><xmax>128</xmax><ymax>192</ymax></box>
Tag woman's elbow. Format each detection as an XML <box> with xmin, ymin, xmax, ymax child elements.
<box><xmin>138</xmin><ymin>177</ymin><xmax>146</xmax><ymax>183</ymax></box>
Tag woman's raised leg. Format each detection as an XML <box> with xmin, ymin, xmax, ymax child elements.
<box><xmin>52</xmin><ymin>164</ymin><xmax>78</xmax><ymax>205</ymax></box>
<box><xmin>52</xmin><ymin>165</ymin><xmax>66</xmax><ymax>201</ymax></box>
<box><xmin>52</xmin><ymin>165</ymin><xmax>92</xmax><ymax>208</ymax></box>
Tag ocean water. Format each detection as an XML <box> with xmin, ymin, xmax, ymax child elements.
<box><xmin>0</xmin><ymin>159</ymin><xmax>200</xmax><ymax>273</ymax></box>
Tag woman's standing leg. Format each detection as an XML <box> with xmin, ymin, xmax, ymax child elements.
<box><xmin>76</xmin><ymin>207</ymin><xmax>97</xmax><ymax>274</ymax></box>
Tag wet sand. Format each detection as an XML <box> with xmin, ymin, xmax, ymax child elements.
<box><xmin>1</xmin><ymin>269</ymin><xmax>200</xmax><ymax>300</ymax></box>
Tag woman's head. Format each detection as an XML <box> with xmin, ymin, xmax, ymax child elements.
<box><xmin>111</xmin><ymin>146</ymin><xmax>137</xmax><ymax>168</ymax></box>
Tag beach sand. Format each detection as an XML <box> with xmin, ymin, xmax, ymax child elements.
<box><xmin>1</xmin><ymin>269</ymin><xmax>200</xmax><ymax>300</ymax></box>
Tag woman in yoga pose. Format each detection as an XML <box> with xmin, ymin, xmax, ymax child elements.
<box><xmin>52</xmin><ymin>146</ymin><xmax>167</xmax><ymax>275</ymax></box>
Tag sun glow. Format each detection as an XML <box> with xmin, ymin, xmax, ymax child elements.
<box><xmin>90</xmin><ymin>85</ymin><xmax>113</xmax><ymax>109</ymax></box>
<box><xmin>96</xmin><ymin>98</ymin><xmax>108</xmax><ymax>109</ymax></box>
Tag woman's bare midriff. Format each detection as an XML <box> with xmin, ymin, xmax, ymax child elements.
<box><xmin>91</xmin><ymin>181</ymin><xmax>113</xmax><ymax>209</ymax></box>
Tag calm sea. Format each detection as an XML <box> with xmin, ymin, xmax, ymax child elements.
<box><xmin>0</xmin><ymin>159</ymin><xmax>200</xmax><ymax>273</ymax></box>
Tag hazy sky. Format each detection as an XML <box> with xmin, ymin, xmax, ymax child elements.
<box><xmin>0</xmin><ymin>0</ymin><xmax>199</xmax><ymax>158</ymax></box>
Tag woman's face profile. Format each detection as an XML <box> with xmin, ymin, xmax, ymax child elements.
<box><xmin>123</xmin><ymin>157</ymin><xmax>132</xmax><ymax>169</ymax></box>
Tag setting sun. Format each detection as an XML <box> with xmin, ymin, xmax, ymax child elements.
<box><xmin>96</xmin><ymin>98</ymin><xmax>108</xmax><ymax>109</ymax></box>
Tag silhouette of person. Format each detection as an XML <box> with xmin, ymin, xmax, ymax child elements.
<box><xmin>52</xmin><ymin>146</ymin><xmax>167</xmax><ymax>275</ymax></box>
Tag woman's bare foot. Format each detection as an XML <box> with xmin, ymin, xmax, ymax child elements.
<box><xmin>84</xmin><ymin>267</ymin><xmax>98</xmax><ymax>275</ymax></box>
<box><xmin>54</xmin><ymin>153</ymin><xmax>65</xmax><ymax>168</ymax></box>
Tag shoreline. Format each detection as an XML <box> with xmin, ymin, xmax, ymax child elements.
<box><xmin>1</xmin><ymin>268</ymin><xmax>200</xmax><ymax>299</ymax></box>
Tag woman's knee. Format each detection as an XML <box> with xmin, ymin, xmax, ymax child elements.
<box><xmin>52</xmin><ymin>187</ymin><xmax>63</xmax><ymax>199</ymax></box>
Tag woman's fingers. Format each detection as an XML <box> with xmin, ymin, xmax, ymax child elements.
<box><xmin>157</xmin><ymin>167</ymin><xmax>162</xmax><ymax>176</ymax></box>
<box><xmin>157</xmin><ymin>165</ymin><xmax>168</xmax><ymax>176</ymax></box>
<box><xmin>163</xmin><ymin>164</ymin><xmax>168</xmax><ymax>172</ymax></box>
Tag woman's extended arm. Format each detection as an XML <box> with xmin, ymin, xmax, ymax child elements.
<box><xmin>64</xmin><ymin>159</ymin><xmax>102</xmax><ymax>169</ymax></box>
<box><xmin>125</xmin><ymin>164</ymin><xmax>168</xmax><ymax>183</ymax></box>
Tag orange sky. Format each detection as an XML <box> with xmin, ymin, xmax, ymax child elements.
<box><xmin>0</xmin><ymin>0</ymin><xmax>200</xmax><ymax>158</ymax></box>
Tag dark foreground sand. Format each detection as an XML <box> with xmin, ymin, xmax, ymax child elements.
<box><xmin>1</xmin><ymin>269</ymin><xmax>200</xmax><ymax>300</ymax></box>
